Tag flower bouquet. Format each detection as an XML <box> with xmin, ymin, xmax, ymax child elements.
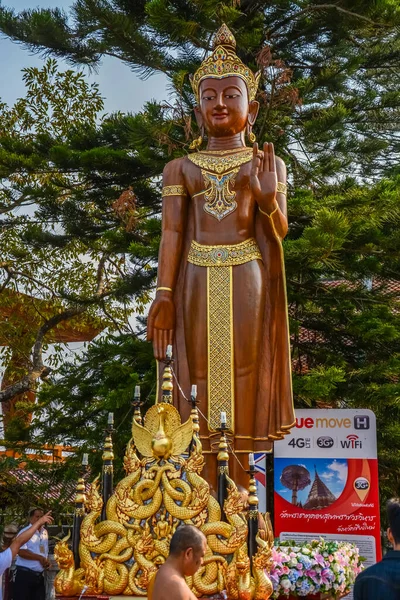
<box><xmin>270</xmin><ymin>538</ymin><xmax>364</xmax><ymax>598</ymax></box>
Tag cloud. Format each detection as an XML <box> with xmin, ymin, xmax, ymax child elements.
<box><xmin>323</xmin><ymin>460</ymin><xmax>348</xmax><ymax>483</ymax></box>
<box><xmin>321</xmin><ymin>470</ymin><xmax>334</xmax><ymax>481</ymax></box>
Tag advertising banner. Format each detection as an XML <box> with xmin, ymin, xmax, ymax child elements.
<box><xmin>274</xmin><ymin>409</ymin><xmax>381</xmax><ymax>596</ymax></box>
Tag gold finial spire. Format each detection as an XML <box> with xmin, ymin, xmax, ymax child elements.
<box><xmin>191</xmin><ymin>23</ymin><xmax>260</xmax><ymax>103</ymax></box>
<box><xmin>212</xmin><ymin>23</ymin><xmax>236</xmax><ymax>50</ymax></box>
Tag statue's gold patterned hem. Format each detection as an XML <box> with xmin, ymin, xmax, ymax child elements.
<box><xmin>187</xmin><ymin>238</ymin><xmax>262</xmax><ymax>267</ymax></box>
<box><xmin>207</xmin><ymin>264</ymin><xmax>234</xmax><ymax>432</ymax></box>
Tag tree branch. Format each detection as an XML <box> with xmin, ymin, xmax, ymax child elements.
<box><xmin>0</xmin><ymin>306</ymin><xmax>85</xmax><ymax>404</ymax></box>
<box><xmin>0</xmin><ymin>256</ymin><xmax>110</xmax><ymax>405</ymax></box>
<box><xmin>270</xmin><ymin>4</ymin><xmax>389</xmax><ymax>37</ymax></box>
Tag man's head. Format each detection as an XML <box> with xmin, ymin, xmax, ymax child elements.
<box><xmin>29</xmin><ymin>507</ymin><xmax>44</xmax><ymax>525</ymax></box>
<box><xmin>169</xmin><ymin>525</ymin><xmax>207</xmax><ymax>576</ymax></box>
<box><xmin>2</xmin><ymin>523</ymin><xmax>18</xmax><ymax>548</ymax></box>
<box><xmin>387</xmin><ymin>498</ymin><xmax>400</xmax><ymax>549</ymax></box>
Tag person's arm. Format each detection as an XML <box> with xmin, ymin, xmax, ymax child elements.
<box><xmin>147</xmin><ymin>158</ymin><xmax>188</xmax><ymax>360</ymax></box>
<box><xmin>0</xmin><ymin>548</ymin><xmax>12</xmax><ymax>577</ymax></box>
<box><xmin>17</xmin><ymin>549</ymin><xmax>48</xmax><ymax>564</ymax></box>
<box><xmin>11</xmin><ymin>512</ymin><xmax>53</xmax><ymax>561</ymax></box>
<box><xmin>157</xmin><ymin>158</ymin><xmax>188</xmax><ymax>291</ymax></box>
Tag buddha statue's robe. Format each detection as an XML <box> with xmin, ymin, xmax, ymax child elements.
<box><xmin>156</xmin><ymin>153</ymin><xmax>294</xmax><ymax>486</ymax></box>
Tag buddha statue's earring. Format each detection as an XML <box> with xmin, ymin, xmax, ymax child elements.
<box><xmin>189</xmin><ymin>135</ymin><xmax>202</xmax><ymax>150</ymax></box>
<box><xmin>247</xmin><ymin>123</ymin><xmax>256</xmax><ymax>144</ymax></box>
<box><xmin>189</xmin><ymin>126</ymin><xmax>204</xmax><ymax>150</ymax></box>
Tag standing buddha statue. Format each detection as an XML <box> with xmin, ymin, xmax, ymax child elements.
<box><xmin>147</xmin><ymin>24</ymin><xmax>295</xmax><ymax>488</ymax></box>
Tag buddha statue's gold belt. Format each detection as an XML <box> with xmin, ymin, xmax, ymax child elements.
<box><xmin>187</xmin><ymin>238</ymin><xmax>262</xmax><ymax>267</ymax></box>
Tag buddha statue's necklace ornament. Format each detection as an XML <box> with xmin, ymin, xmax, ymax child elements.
<box><xmin>188</xmin><ymin>147</ymin><xmax>253</xmax><ymax>175</ymax></box>
<box><xmin>202</xmin><ymin>169</ymin><xmax>238</xmax><ymax>220</ymax></box>
<box><xmin>188</xmin><ymin>148</ymin><xmax>253</xmax><ymax>221</ymax></box>
<box><xmin>190</xmin><ymin>24</ymin><xmax>260</xmax><ymax>104</ymax></box>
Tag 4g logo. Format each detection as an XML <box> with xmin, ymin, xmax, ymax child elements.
<box><xmin>288</xmin><ymin>438</ymin><xmax>311</xmax><ymax>449</ymax></box>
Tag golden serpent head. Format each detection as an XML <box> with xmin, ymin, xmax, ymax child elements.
<box><xmin>236</xmin><ymin>548</ymin><xmax>250</xmax><ymax>574</ymax></box>
<box><xmin>54</xmin><ymin>540</ymin><xmax>74</xmax><ymax>569</ymax></box>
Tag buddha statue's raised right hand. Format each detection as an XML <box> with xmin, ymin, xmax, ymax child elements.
<box><xmin>147</xmin><ymin>291</ymin><xmax>176</xmax><ymax>360</ymax></box>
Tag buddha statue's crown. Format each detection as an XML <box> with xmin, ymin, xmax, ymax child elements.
<box><xmin>190</xmin><ymin>24</ymin><xmax>260</xmax><ymax>103</ymax></box>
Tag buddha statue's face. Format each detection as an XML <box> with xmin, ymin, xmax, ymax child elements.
<box><xmin>196</xmin><ymin>76</ymin><xmax>258</xmax><ymax>138</ymax></box>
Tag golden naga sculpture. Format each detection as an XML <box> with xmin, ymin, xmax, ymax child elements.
<box><xmin>54</xmin><ymin>533</ymin><xmax>86</xmax><ymax>596</ymax></box>
<box><xmin>54</xmin><ymin>396</ymin><xmax>274</xmax><ymax>598</ymax></box>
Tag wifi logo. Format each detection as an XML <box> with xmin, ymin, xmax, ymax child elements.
<box><xmin>340</xmin><ymin>434</ymin><xmax>362</xmax><ymax>449</ymax></box>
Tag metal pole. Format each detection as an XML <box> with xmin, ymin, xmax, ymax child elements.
<box><xmin>248</xmin><ymin>456</ymin><xmax>259</xmax><ymax>571</ymax></box>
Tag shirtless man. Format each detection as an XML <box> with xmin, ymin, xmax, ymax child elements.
<box><xmin>148</xmin><ymin>525</ymin><xmax>207</xmax><ymax>600</ymax></box>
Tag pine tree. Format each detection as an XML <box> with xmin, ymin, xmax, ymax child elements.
<box><xmin>0</xmin><ymin>60</ymin><xmax>159</xmax><ymax>438</ymax></box>
<box><xmin>0</xmin><ymin>1</ymin><xmax>399</xmax><ymax>510</ymax></box>
<box><xmin>1</xmin><ymin>0</ymin><xmax>400</xmax><ymax>179</ymax></box>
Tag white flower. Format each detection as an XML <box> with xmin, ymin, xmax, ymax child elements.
<box><xmin>281</xmin><ymin>579</ymin><xmax>292</xmax><ymax>590</ymax></box>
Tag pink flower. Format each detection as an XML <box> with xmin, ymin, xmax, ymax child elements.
<box><xmin>321</xmin><ymin>568</ymin><xmax>335</xmax><ymax>584</ymax></box>
<box><xmin>314</xmin><ymin>552</ymin><xmax>325</xmax><ymax>567</ymax></box>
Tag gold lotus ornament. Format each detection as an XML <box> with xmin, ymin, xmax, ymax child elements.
<box><xmin>132</xmin><ymin>403</ymin><xmax>194</xmax><ymax>460</ymax></box>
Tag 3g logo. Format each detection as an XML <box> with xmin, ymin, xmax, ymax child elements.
<box><xmin>316</xmin><ymin>436</ymin><xmax>334</xmax><ymax>448</ymax></box>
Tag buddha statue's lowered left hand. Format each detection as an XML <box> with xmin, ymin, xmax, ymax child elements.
<box><xmin>250</xmin><ymin>142</ymin><xmax>278</xmax><ymax>214</ymax></box>
<box><xmin>147</xmin><ymin>290</ymin><xmax>175</xmax><ymax>360</ymax></box>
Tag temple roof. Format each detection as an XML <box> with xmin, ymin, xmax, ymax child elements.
<box><xmin>0</xmin><ymin>288</ymin><xmax>102</xmax><ymax>345</ymax></box>
<box><xmin>303</xmin><ymin>468</ymin><xmax>336</xmax><ymax>510</ymax></box>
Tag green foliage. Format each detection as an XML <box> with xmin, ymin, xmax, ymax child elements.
<box><xmin>2</xmin><ymin>0</ymin><xmax>400</xmax><ymax>178</ymax></box>
<box><xmin>288</xmin><ymin>177</ymin><xmax>400</xmax><ymax>504</ymax></box>
<box><xmin>0</xmin><ymin>1</ymin><xmax>399</xmax><ymax>514</ymax></box>
<box><xmin>0</xmin><ymin>60</ymin><xmax>158</xmax><ymax>446</ymax></box>
<box><xmin>33</xmin><ymin>333</ymin><xmax>156</xmax><ymax>482</ymax></box>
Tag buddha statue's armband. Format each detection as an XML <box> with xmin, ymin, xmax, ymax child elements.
<box><xmin>277</xmin><ymin>182</ymin><xmax>287</xmax><ymax>195</ymax></box>
<box><xmin>258</xmin><ymin>180</ymin><xmax>287</xmax><ymax>239</ymax></box>
<box><xmin>162</xmin><ymin>185</ymin><xmax>187</xmax><ymax>197</ymax></box>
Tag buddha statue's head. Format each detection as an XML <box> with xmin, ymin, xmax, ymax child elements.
<box><xmin>191</xmin><ymin>24</ymin><xmax>260</xmax><ymax>139</ymax></box>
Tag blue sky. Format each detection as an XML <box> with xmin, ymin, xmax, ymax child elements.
<box><xmin>275</xmin><ymin>458</ymin><xmax>348</xmax><ymax>505</ymax></box>
<box><xmin>0</xmin><ymin>1</ymin><xmax>170</xmax><ymax>432</ymax></box>
<box><xmin>0</xmin><ymin>0</ymin><xmax>168</xmax><ymax>113</ymax></box>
